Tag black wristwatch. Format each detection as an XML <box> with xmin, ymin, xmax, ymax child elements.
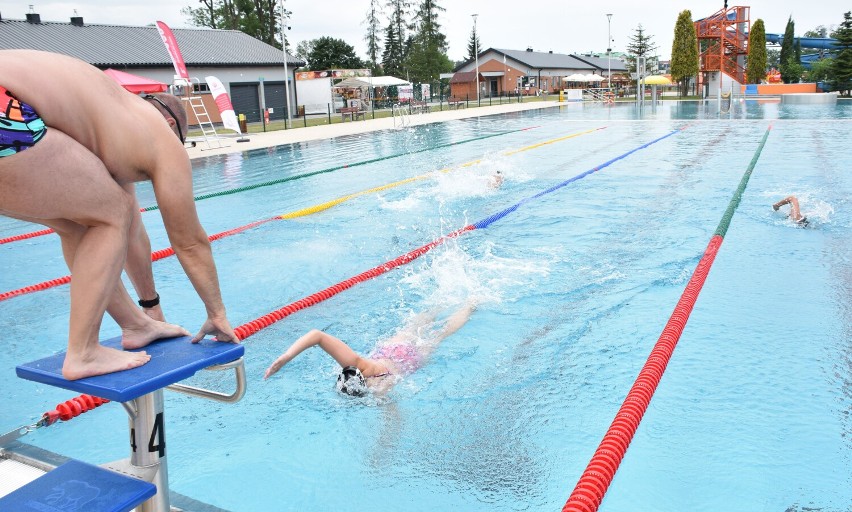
<box><xmin>138</xmin><ymin>293</ymin><xmax>160</xmax><ymax>308</ymax></box>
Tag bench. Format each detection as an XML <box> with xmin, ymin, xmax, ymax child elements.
<box><xmin>447</xmin><ymin>98</ymin><xmax>466</xmax><ymax>110</ymax></box>
<box><xmin>410</xmin><ymin>101</ymin><xmax>430</xmax><ymax>114</ymax></box>
<box><xmin>339</xmin><ymin>107</ymin><xmax>365</xmax><ymax>121</ymax></box>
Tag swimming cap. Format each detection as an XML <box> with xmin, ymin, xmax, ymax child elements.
<box><xmin>336</xmin><ymin>366</ymin><xmax>367</xmax><ymax>396</ymax></box>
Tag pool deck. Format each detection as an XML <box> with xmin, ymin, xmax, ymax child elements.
<box><xmin>185</xmin><ymin>100</ymin><xmax>561</xmax><ymax>160</ymax></box>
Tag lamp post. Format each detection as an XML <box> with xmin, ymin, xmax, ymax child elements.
<box><xmin>280</xmin><ymin>0</ymin><xmax>292</xmax><ymax>129</ymax></box>
<box><xmin>606</xmin><ymin>13</ymin><xmax>613</xmax><ymax>90</ymax></box>
<box><xmin>472</xmin><ymin>14</ymin><xmax>479</xmax><ymax>102</ymax></box>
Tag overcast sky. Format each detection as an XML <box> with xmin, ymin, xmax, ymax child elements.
<box><xmin>2</xmin><ymin>1</ymin><xmax>846</xmax><ymax>61</ymax></box>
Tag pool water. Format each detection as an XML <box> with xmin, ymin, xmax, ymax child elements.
<box><xmin>1</xmin><ymin>99</ymin><xmax>850</xmax><ymax>511</ymax></box>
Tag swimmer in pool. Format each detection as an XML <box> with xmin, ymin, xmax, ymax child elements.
<box><xmin>263</xmin><ymin>300</ymin><xmax>477</xmax><ymax>396</ymax></box>
<box><xmin>773</xmin><ymin>196</ymin><xmax>808</xmax><ymax>227</ymax></box>
<box><xmin>489</xmin><ymin>170</ymin><xmax>504</xmax><ymax>189</ymax></box>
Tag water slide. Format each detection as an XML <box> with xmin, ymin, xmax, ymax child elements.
<box><xmin>765</xmin><ymin>33</ymin><xmax>839</xmax><ymax>50</ymax></box>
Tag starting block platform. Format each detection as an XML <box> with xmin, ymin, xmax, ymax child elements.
<box><xmin>10</xmin><ymin>335</ymin><xmax>246</xmax><ymax>512</ymax></box>
<box><xmin>0</xmin><ymin>459</ymin><xmax>156</xmax><ymax>512</ymax></box>
<box><xmin>16</xmin><ymin>335</ymin><xmax>245</xmax><ymax>402</ymax></box>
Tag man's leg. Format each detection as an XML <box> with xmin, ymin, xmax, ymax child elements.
<box><xmin>0</xmin><ymin>129</ymin><xmax>150</xmax><ymax>379</ymax></box>
<box><xmin>48</xmin><ymin>220</ymin><xmax>188</xmax><ymax>349</ymax></box>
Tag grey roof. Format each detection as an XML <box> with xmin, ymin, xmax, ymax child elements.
<box><xmin>493</xmin><ymin>48</ymin><xmax>593</xmax><ymax>69</ymax></box>
<box><xmin>454</xmin><ymin>47</ymin><xmax>628</xmax><ymax>73</ymax></box>
<box><xmin>0</xmin><ymin>18</ymin><xmax>305</xmax><ymax>68</ymax></box>
<box><xmin>572</xmin><ymin>54</ymin><xmax>628</xmax><ymax>72</ymax></box>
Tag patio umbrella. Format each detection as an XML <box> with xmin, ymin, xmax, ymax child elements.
<box><xmin>564</xmin><ymin>74</ymin><xmax>587</xmax><ymax>82</ymax></box>
<box><xmin>104</xmin><ymin>68</ymin><xmax>168</xmax><ymax>94</ymax></box>
<box><xmin>643</xmin><ymin>74</ymin><xmax>672</xmax><ymax>85</ymax></box>
<box><xmin>583</xmin><ymin>74</ymin><xmax>605</xmax><ymax>82</ymax></box>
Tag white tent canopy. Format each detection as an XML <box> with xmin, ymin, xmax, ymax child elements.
<box><xmin>333</xmin><ymin>76</ymin><xmax>410</xmax><ymax>88</ymax></box>
<box><xmin>583</xmin><ymin>74</ymin><xmax>605</xmax><ymax>82</ymax></box>
<box><xmin>563</xmin><ymin>74</ymin><xmax>587</xmax><ymax>82</ymax></box>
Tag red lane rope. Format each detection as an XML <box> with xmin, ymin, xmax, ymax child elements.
<box><xmin>233</xmin><ymin>225</ymin><xmax>474</xmax><ymax>340</ymax></box>
<box><xmin>41</xmin><ymin>394</ymin><xmax>110</xmax><ymax>427</ymax></box>
<box><xmin>562</xmin><ymin>235</ymin><xmax>723</xmax><ymax>512</ymax></box>
<box><xmin>0</xmin><ymin>228</ymin><xmax>55</xmax><ymax>245</ymax></box>
<box><xmin>0</xmin><ymin>217</ymin><xmax>279</xmax><ymax>302</ymax></box>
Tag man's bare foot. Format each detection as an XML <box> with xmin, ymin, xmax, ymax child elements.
<box><xmin>122</xmin><ymin>321</ymin><xmax>190</xmax><ymax>350</ymax></box>
<box><xmin>62</xmin><ymin>344</ymin><xmax>151</xmax><ymax>380</ymax></box>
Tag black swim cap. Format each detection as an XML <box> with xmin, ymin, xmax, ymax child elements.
<box><xmin>336</xmin><ymin>366</ymin><xmax>367</xmax><ymax>396</ymax></box>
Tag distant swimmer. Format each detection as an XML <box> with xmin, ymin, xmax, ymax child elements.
<box><xmin>264</xmin><ymin>300</ymin><xmax>477</xmax><ymax>396</ymax></box>
<box><xmin>773</xmin><ymin>196</ymin><xmax>809</xmax><ymax>227</ymax></box>
<box><xmin>489</xmin><ymin>170</ymin><xmax>504</xmax><ymax>189</ymax></box>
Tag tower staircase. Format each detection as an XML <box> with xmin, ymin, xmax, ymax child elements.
<box><xmin>695</xmin><ymin>5</ymin><xmax>750</xmax><ymax>86</ymax></box>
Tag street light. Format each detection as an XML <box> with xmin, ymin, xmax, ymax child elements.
<box><xmin>280</xmin><ymin>0</ymin><xmax>292</xmax><ymax>128</ymax></box>
<box><xmin>472</xmin><ymin>14</ymin><xmax>479</xmax><ymax>102</ymax></box>
<box><xmin>606</xmin><ymin>13</ymin><xmax>613</xmax><ymax>90</ymax></box>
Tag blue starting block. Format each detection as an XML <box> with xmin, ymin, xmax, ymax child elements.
<box><xmin>0</xmin><ymin>459</ymin><xmax>156</xmax><ymax>512</ymax></box>
<box><xmin>13</xmin><ymin>335</ymin><xmax>246</xmax><ymax>512</ymax></box>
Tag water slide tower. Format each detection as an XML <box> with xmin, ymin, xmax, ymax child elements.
<box><xmin>695</xmin><ymin>5</ymin><xmax>750</xmax><ymax>97</ymax></box>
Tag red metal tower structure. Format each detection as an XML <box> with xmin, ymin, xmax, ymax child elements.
<box><xmin>695</xmin><ymin>5</ymin><xmax>750</xmax><ymax>88</ymax></box>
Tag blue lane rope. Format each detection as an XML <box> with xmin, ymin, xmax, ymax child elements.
<box><xmin>473</xmin><ymin>128</ymin><xmax>684</xmax><ymax>229</ymax></box>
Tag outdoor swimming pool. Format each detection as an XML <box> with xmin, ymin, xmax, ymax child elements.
<box><xmin>1</xmin><ymin>99</ymin><xmax>850</xmax><ymax>511</ymax></box>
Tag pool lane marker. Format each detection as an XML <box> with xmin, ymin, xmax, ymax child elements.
<box><xmin>0</xmin><ymin>128</ymin><xmax>604</xmax><ymax>302</ymax></box>
<box><xmin>227</xmin><ymin>127</ymin><xmax>682</xmax><ymax>340</ymax></box>
<box><xmin>0</xmin><ymin>126</ymin><xmax>539</xmax><ymax>246</ymax></box>
<box><xmin>562</xmin><ymin>125</ymin><xmax>772</xmax><ymax>512</ymax></box>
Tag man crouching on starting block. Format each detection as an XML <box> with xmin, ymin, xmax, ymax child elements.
<box><xmin>0</xmin><ymin>50</ymin><xmax>238</xmax><ymax>380</ymax></box>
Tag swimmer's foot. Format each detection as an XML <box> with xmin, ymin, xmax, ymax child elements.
<box><xmin>121</xmin><ymin>321</ymin><xmax>190</xmax><ymax>350</ymax></box>
<box><xmin>62</xmin><ymin>344</ymin><xmax>151</xmax><ymax>380</ymax></box>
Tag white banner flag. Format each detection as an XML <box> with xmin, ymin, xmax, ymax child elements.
<box><xmin>205</xmin><ymin>76</ymin><xmax>242</xmax><ymax>134</ymax></box>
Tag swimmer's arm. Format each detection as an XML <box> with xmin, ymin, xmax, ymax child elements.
<box><xmin>123</xmin><ymin>184</ymin><xmax>164</xmax><ymax>321</ymax></box>
<box><xmin>151</xmin><ymin>146</ymin><xmax>235</xmax><ymax>342</ymax></box>
<box><xmin>264</xmin><ymin>329</ymin><xmax>361</xmax><ymax>379</ymax></box>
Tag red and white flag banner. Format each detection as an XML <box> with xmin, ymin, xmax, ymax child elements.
<box><xmin>205</xmin><ymin>76</ymin><xmax>242</xmax><ymax>134</ymax></box>
<box><xmin>156</xmin><ymin>21</ymin><xmax>189</xmax><ymax>81</ymax></box>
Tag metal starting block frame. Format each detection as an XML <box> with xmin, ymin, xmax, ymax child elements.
<box><xmin>12</xmin><ymin>335</ymin><xmax>246</xmax><ymax>512</ymax></box>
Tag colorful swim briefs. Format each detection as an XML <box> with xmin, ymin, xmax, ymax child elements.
<box><xmin>0</xmin><ymin>85</ymin><xmax>47</xmax><ymax>157</ymax></box>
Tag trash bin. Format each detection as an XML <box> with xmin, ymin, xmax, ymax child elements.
<box><xmin>297</xmin><ymin>105</ymin><xmax>305</xmax><ymax>117</ymax></box>
<box><xmin>238</xmin><ymin>113</ymin><xmax>247</xmax><ymax>133</ymax></box>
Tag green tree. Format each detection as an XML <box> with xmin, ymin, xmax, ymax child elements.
<box><xmin>406</xmin><ymin>0</ymin><xmax>453</xmax><ymax>83</ymax></box>
<box><xmin>304</xmin><ymin>36</ymin><xmax>366</xmax><ymax>71</ymax></box>
<box><xmin>382</xmin><ymin>0</ymin><xmax>413</xmax><ymax>77</ymax></box>
<box><xmin>670</xmin><ymin>10</ymin><xmax>698</xmax><ymax>96</ymax></box>
<box><xmin>181</xmin><ymin>0</ymin><xmax>286</xmax><ymax>49</ymax></box>
<box><xmin>779</xmin><ymin>16</ymin><xmax>798</xmax><ymax>83</ymax></box>
<box><xmin>803</xmin><ymin>25</ymin><xmax>828</xmax><ymax>38</ymax></box>
<box><xmin>467</xmin><ymin>24</ymin><xmax>481</xmax><ymax>62</ymax></box>
<box><xmin>832</xmin><ymin>11</ymin><xmax>852</xmax><ymax>95</ymax></box>
<box><xmin>805</xmin><ymin>57</ymin><xmax>834</xmax><ymax>83</ymax></box>
<box><xmin>381</xmin><ymin>21</ymin><xmax>405</xmax><ymax>77</ymax></box>
<box><xmin>746</xmin><ymin>19</ymin><xmax>768</xmax><ymax>84</ymax></box>
<box><xmin>363</xmin><ymin>0</ymin><xmax>384</xmax><ymax>75</ymax></box>
<box><xmin>625</xmin><ymin>24</ymin><xmax>658</xmax><ymax>76</ymax></box>
<box><xmin>294</xmin><ymin>40</ymin><xmax>315</xmax><ymax>64</ymax></box>
<box><xmin>767</xmin><ymin>48</ymin><xmax>780</xmax><ymax>69</ymax></box>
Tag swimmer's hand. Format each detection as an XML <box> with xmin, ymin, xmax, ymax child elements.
<box><xmin>772</xmin><ymin>203</ymin><xmax>780</xmax><ymax>211</ymax></box>
<box><xmin>263</xmin><ymin>355</ymin><xmax>289</xmax><ymax>380</ymax></box>
<box><xmin>192</xmin><ymin>315</ymin><xmax>239</xmax><ymax>344</ymax></box>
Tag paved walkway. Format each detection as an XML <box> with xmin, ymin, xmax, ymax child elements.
<box><xmin>185</xmin><ymin>100</ymin><xmax>561</xmax><ymax>160</ymax></box>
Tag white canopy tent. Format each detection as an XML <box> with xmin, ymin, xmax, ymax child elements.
<box><xmin>332</xmin><ymin>76</ymin><xmax>413</xmax><ymax>108</ymax></box>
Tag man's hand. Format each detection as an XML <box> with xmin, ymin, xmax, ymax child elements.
<box><xmin>192</xmin><ymin>316</ymin><xmax>239</xmax><ymax>344</ymax></box>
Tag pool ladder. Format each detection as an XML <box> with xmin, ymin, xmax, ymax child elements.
<box><xmin>392</xmin><ymin>103</ymin><xmax>411</xmax><ymax>129</ymax></box>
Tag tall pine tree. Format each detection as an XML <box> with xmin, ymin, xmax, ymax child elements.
<box><xmin>670</xmin><ymin>10</ymin><xmax>698</xmax><ymax>96</ymax></box>
<box><xmin>746</xmin><ymin>19</ymin><xmax>768</xmax><ymax>84</ymax></box>
<box><xmin>625</xmin><ymin>24</ymin><xmax>658</xmax><ymax>76</ymax></box>
<box><xmin>467</xmin><ymin>24</ymin><xmax>481</xmax><ymax>62</ymax></box>
<box><xmin>364</xmin><ymin>0</ymin><xmax>384</xmax><ymax>74</ymax></box>
<box><xmin>832</xmin><ymin>11</ymin><xmax>852</xmax><ymax>95</ymax></box>
<box><xmin>406</xmin><ymin>0</ymin><xmax>453</xmax><ymax>83</ymax></box>
<box><xmin>779</xmin><ymin>16</ymin><xmax>799</xmax><ymax>83</ymax></box>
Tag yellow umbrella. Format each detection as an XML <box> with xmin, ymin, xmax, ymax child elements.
<box><xmin>644</xmin><ymin>74</ymin><xmax>672</xmax><ymax>85</ymax></box>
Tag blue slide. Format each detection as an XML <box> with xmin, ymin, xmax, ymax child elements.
<box><xmin>765</xmin><ymin>33</ymin><xmax>839</xmax><ymax>50</ymax></box>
